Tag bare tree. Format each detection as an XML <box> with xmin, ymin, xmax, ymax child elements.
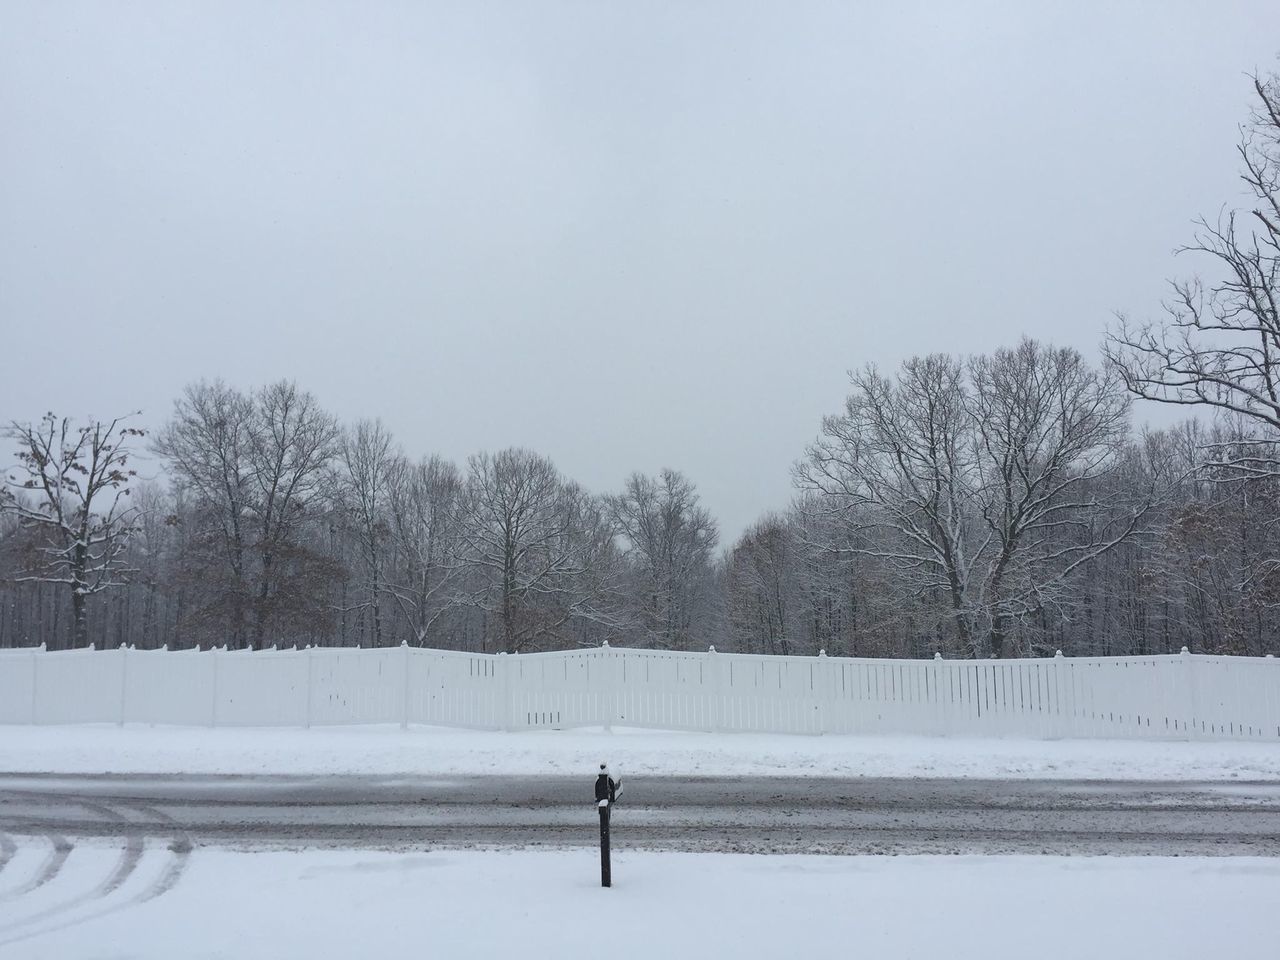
<box><xmin>785</xmin><ymin>496</ymin><xmax>863</xmax><ymax>656</ymax></box>
<box><xmin>555</xmin><ymin>480</ymin><xmax>630</xmax><ymax>646</ymax></box>
<box><xmin>968</xmin><ymin>340</ymin><xmax>1143</xmax><ymax>656</ymax></box>
<box><xmin>2</xmin><ymin>413</ymin><xmax>144</xmax><ymax>648</ymax></box>
<box><xmin>609</xmin><ymin>469</ymin><xmax>719</xmax><ymax>650</ymax></box>
<box><xmin>796</xmin><ymin>354</ymin><xmax>978</xmax><ymax>650</ymax></box>
<box><xmin>245</xmin><ymin>382</ymin><xmax>341</xmax><ymax>645</ymax></box>
<box><xmin>154</xmin><ymin>380</ymin><xmax>340</xmax><ymax>647</ymax></box>
<box><xmin>457</xmin><ymin>449</ymin><xmax>621</xmax><ymax>652</ymax></box>
<box><xmin>152</xmin><ymin>381</ymin><xmax>255</xmax><ymax>644</ymax></box>
<box><xmin>1106</xmin><ymin>69</ymin><xmax>1280</xmax><ymax>480</ymax></box>
<box><xmin>726</xmin><ymin>515</ymin><xmax>796</xmax><ymax>654</ymax></box>
<box><xmin>1155</xmin><ymin>418</ymin><xmax>1280</xmax><ymax>655</ymax></box>
<box><xmin>799</xmin><ymin>344</ymin><xmax>1155</xmax><ymax>657</ymax></box>
<box><xmin>385</xmin><ymin>454</ymin><xmax>464</xmax><ymax>646</ymax></box>
<box><xmin>127</xmin><ymin>481</ymin><xmax>178</xmax><ymax>649</ymax></box>
<box><xmin>334</xmin><ymin>419</ymin><xmax>396</xmax><ymax>646</ymax></box>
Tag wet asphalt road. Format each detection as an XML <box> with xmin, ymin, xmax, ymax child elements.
<box><xmin>2</xmin><ymin>774</ymin><xmax>1280</xmax><ymax>857</ymax></box>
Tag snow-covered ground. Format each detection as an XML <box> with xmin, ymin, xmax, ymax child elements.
<box><xmin>3</xmin><ymin>723</ymin><xmax>1279</xmax><ymax>780</ymax></box>
<box><xmin>5</xmin><ymin>727</ymin><xmax>1278</xmax><ymax>956</ymax></box>
<box><xmin>1</xmin><ymin>842</ymin><xmax>1274</xmax><ymax>959</ymax></box>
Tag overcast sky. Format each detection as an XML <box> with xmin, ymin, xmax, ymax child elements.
<box><xmin>2</xmin><ymin>2</ymin><xmax>1277</xmax><ymax>540</ymax></box>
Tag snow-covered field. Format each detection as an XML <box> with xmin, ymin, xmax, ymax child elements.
<box><xmin>1</xmin><ymin>842</ymin><xmax>1274</xmax><ymax>959</ymax></box>
<box><xmin>3</xmin><ymin>723</ymin><xmax>1280</xmax><ymax>780</ymax></box>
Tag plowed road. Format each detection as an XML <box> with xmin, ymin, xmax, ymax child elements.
<box><xmin>3</xmin><ymin>774</ymin><xmax>1280</xmax><ymax>857</ymax></box>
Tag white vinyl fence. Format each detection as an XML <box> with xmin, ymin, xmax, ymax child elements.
<box><xmin>1</xmin><ymin>643</ymin><xmax>1278</xmax><ymax>741</ymax></box>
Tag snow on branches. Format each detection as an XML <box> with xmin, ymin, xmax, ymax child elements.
<box><xmin>2</xmin><ymin>413</ymin><xmax>144</xmax><ymax>648</ymax></box>
<box><xmin>1107</xmin><ymin>69</ymin><xmax>1280</xmax><ymax>481</ymax></box>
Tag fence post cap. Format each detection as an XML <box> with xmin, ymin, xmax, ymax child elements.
<box><xmin>1054</xmin><ymin>650</ymin><xmax>1063</xmax><ymax>658</ymax></box>
<box><xmin>37</xmin><ymin>642</ymin><xmax>46</xmax><ymax>651</ymax></box>
<box><xmin>119</xmin><ymin>642</ymin><xmax>127</xmax><ymax>650</ymax></box>
<box><xmin>601</xmin><ymin>640</ymin><xmax>609</xmax><ymax>648</ymax></box>
<box><xmin>934</xmin><ymin>652</ymin><xmax>943</xmax><ymax>661</ymax></box>
<box><xmin>89</xmin><ymin>643</ymin><xmax>95</xmax><ymax>651</ymax></box>
<box><xmin>1181</xmin><ymin>646</ymin><xmax>1191</xmax><ymax>655</ymax></box>
<box><xmin>707</xmin><ymin>645</ymin><xmax>716</xmax><ymax>654</ymax></box>
<box><xmin>818</xmin><ymin>648</ymin><xmax>826</xmax><ymax>657</ymax></box>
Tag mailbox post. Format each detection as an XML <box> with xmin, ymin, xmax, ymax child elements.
<box><xmin>594</xmin><ymin>763</ymin><xmax>621</xmax><ymax>888</ymax></box>
<box><xmin>598</xmin><ymin>798</ymin><xmax>611</xmax><ymax>887</ymax></box>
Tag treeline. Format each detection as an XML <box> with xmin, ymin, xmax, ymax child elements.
<box><xmin>3</xmin><ymin>69</ymin><xmax>1279</xmax><ymax>658</ymax></box>
<box><xmin>1</xmin><ymin>350</ymin><xmax>1275</xmax><ymax>658</ymax></box>
<box><xmin>0</xmin><ymin>388</ymin><xmax>723</xmax><ymax>655</ymax></box>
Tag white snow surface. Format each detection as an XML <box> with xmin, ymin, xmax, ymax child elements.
<box><xmin>3</xmin><ymin>723</ymin><xmax>1280</xmax><ymax>780</ymax></box>
<box><xmin>2</xmin><ymin>843</ymin><xmax>1275</xmax><ymax>959</ymax></box>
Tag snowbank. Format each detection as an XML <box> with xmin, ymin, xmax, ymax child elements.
<box><xmin>3</xmin><ymin>723</ymin><xmax>1280</xmax><ymax>780</ymax></box>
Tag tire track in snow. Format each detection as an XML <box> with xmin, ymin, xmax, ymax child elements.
<box><xmin>0</xmin><ymin>833</ymin><xmax>72</xmax><ymax>902</ymax></box>
<box><xmin>0</xmin><ymin>800</ymin><xmax>194</xmax><ymax>949</ymax></box>
<box><xmin>0</xmin><ymin>801</ymin><xmax>138</xmax><ymax>937</ymax></box>
<box><xmin>126</xmin><ymin>801</ymin><xmax>193</xmax><ymax>903</ymax></box>
<box><xmin>0</xmin><ymin>832</ymin><xmax>15</xmax><ymax>874</ymax></box>
<box><xmin>94</xmin><ymin>813</ymin><xmax>144</xmax><ymax>899</ymax></box>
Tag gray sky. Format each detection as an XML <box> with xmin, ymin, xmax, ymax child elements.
<box><xmin>2</xmin><ymin>2</ymin><xmax>1277</xmax><ymax>541</ymax></box>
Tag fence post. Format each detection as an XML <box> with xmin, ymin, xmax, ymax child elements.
<box><xmin>118</xmin><ymin>643</ymin><xmax>129</xmax><ymax>727</ymax></box>
<box><xmin>932</xmin><ymin>652</ymin><xmax>944</xmax><ymax>736</ymax></box>
<box><xmin>1182</xmin><ymin>647</ymin><xmax>1201</xmax><ymax>739</ymax></box>
<box><xmin>31</xmin><ymin>643</ymin><xmax>42</xmax><ymax>725</ymax></box>
<box><xmin>816</xmin><ymin>649</ymin><xmax>828</xmax><ymax>735</ymax></box>
<box><xmin>305</xmin><ymin>645</ymin><xmax>315</xmax><ymax>729</ymax></box>
<box><xmin>401</xmin><ymin>641</ymin><xmax>411</xmax><ymax>731</ymax></box>
<box><xmin>1058</xmin><ymin>651</ymin><xmax>1078</xmax><ymax>738</ymax></box>
<box><xmin>210</xmin><ymin>645</ymin><xmax>220</xmax><ymax>728</ymax></box>
<box><xmin>498</xmin><ymin>652</ymin><xmax>512</xmax><ymax>732</ymax></box>
<box><xmin>600</xmin><ymin>641</ymin><xmax>612</xmax><ymax>733</ymax></box>
<box><xmin>1050</xmin><ymin>650</ymin><xmax>1063</xmax><ymax>739</ymax></box>
<box><xmin>707</xmin><ymin>646</ymin><xmax>720</xmax><ymax>733</ymax></box>
<box><xmin>1268</xmin><ymin>654</ymin><xmax>1277</xmax><ymax>741</ymax></box>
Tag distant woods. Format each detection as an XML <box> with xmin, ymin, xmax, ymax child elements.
<box><xmin>0</xmin><ymin>386</ymin><xmax>724</xmax><ymax>655</ymax></box>
<box><xmin>3</xmin><ymin>69</ymin><xmax>1279</xmax><ymax>658</ymax></box>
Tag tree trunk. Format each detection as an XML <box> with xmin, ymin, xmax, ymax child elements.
<box><xmin>71</xmin><ymin>589</ymin><xmax>88</xmax><ymax>649</ymax></box>
<box><xmin>502</xmin><ymin>550</ymin><xmax>515</xmax><ymax>653</ymax></box>
<box><xmin>254</xmin><ymin>548</ymin><xmax>272</xmax><ymax>647</ymax></box>
<box><xmin>371</xmin><ymin>548</ymin><xmax>382</xmax><ymax>648</ymax></box>
<box><xmin>71</xmin><ymin>540</ymin><xmax>89</xmax><ymax>648</ymax></box>
<box><xmin>988</xmin><ymin>612</ymin><xmax>1007</xmax><ymax>660</ymax></box>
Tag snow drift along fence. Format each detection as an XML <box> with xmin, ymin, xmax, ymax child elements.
<box><xmin>0</xmin><ymin>644</ymin><xmax>1277</xmax><ymax>740</ymax></box>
